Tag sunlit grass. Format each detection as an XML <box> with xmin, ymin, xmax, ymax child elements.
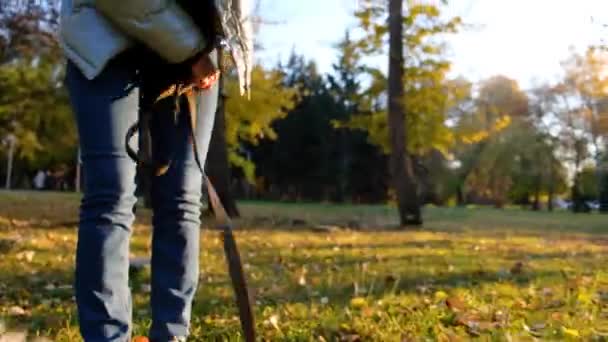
<box><xmin>1</xmin><ymin>191</ymin><xmax>608</xmax><ymax>340</ymax></box>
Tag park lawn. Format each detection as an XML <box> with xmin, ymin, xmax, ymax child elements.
<box><xmin>1</xmin><ymin>192</ymin><xmax>608</xmax><ymax>340</ymax></box>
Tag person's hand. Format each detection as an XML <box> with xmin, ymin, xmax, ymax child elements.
<box><xmin>190</xmin><ymin>52</ymin><xmax>220</xmax><ymax>90</ymax></box>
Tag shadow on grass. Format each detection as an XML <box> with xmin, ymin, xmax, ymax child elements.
<box><xmin>199</xmin><ymin>269</ymin><xmax>564</xmax><ymax>315</ymax></box>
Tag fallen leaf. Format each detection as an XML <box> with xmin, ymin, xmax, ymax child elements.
<box><xmin>30</xmin><ymin>337</ymin><xmax>53</xmax><ymax>342</ymax></box>
<box><xmin>531</xmin><ymin>323</ymin><xmax>546</xmax><ymax>331</ymax></box>
<box><xmin>8</xmin><ymin>306</ymin><xmax>26</xmax><ymax>316</ymax></box>
<box><xmin>269</xmin><ymin>314</ymin><xmax>280</xmax><ymax>331</ymax></box>
<box><xmin>513</xmin><ymin>298</ymin><xmax>528</xmax><ymax>309</ymax></box>
<box><xmin>0</xmin><ymin>331</ymin><xmax>27</xmax><ymax>342</ymax></box>
<box><xmin>11</xmin><ymin>219</ymin><xmax>30</xmax><ymax>228</ymax></box>
<box><xmin>298</xmin><ymin>267</ymin><xmax>307</xmax><ymax>286</ymax></box>
<box><xmin>577</xmin><ymin>291</ymin><xmax>593</xmax><ymax>305</ymax></box>
<box><xmin>477</xmin><ymin>321</ymin><xmax>499</xmax><ymax>331</ymax></box>
<box><xmin>522</xmin><ymin>323</ymin><xmax>544</xmax><ymax>338</ymax></box>
<box><xmin>446</xmin><ymin>297</ymin><xmax>466</xmax><ymax>312</ymax></box>
<box><xmin>562</xmin><ymin>326</ymin><xmax>580</xmax><ymax>337</ymax></box>
<box><xmin>434</xmin><ymin>291</ymin><xmax>448</xmax><ymax>301</ymax></box>
<box><xmin>350</xmin><ymin>297</ymin><xmax>367</xmax><ymax>309</ymax></box>
<box><xmin>465</xmin><ymin>322</ymin><xmax>481</xmax><ymax>337</ymax></box>
<box><xmin>492</xmin><ymin>310</ymin><xmax>505</xmax><ymax>323</ymax></box>
<box><xmin>362</xmin><ymin>307</ymin><xmax>375</xmax><ymax>317</ymax></box>
<box><xmin>338</xmin><ymin>333</ymin><xmax>361</xmax><ymax>342</ymax></box>
<box><xmin>550</xmin><ymin>312</ymin><xmax>563</xmax><ymax>321</ymax></box>
<box><xmin>16</xmin><ymin>251</ymin><xmax>35</xmax><ymax>262</ymax></box>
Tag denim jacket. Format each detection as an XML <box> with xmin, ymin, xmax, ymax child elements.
<box><xmin>59</xmin><ymin>0</ymin><xmax>252</xmax><ymax>95</ymax></box>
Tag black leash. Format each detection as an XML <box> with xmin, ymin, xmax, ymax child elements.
<box><xmin>185</xmin><ymin>91</ymin><xmax>256</xmax><ymax>342</ymax></box>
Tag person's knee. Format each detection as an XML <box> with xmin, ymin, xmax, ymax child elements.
<box><xmin>153</xmin><ymin>189</ymin><xmax>202</xmax><ymax>225</ymax></box>
<box><xmin>152</xmin><ymin>165</ymin><xmax>203</xmax><ymax>223</ymax></box>
<box><xmin>81</xmin><ymin>157</ymin><xmax>137</xmax><ymax>227</ymax></box>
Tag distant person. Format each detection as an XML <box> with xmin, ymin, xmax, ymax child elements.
<box><xmin>33</xmin><ymin>170</ymin><xmax>46</xmax><ymax>190</ymax></box>
<box><xmin>59</xmin><ymin>1</ymin><xmax>251</xmax><ymax>341</ymax></box>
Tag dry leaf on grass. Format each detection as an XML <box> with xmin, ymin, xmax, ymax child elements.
<box><xmin>445</xmin><ymin>297</ymin><xmax>466</xmax><ymax>312</ymax></box>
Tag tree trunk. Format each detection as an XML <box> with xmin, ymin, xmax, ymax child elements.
<box><xmin>599</xmin><ymin>158</ymin><xmax>608</xmax><ymax>213</ymax></box>
<box><xmin>600</xmin><ymin>174</ymin><xmax>608</xmax><ymax>213</ymax></box>
<box><xmin>4</xmin><ymin>136</ymin><xmax>15</xmax><ymax>190</ymax></box>
<box><xmin>571</xmin><ymin>180</ymin><xmax>582</xmax><ymax>213</ymax></box>
<box><xmin>547</xmin><ymin>166</ymin><xmax>554</xmax><ymax>212</ymax></box>
<box><xmin>206</xmin><ymin>72</ymin><xmax>240</xmax><ymax>218</ymax></box>
<box><xmin>571</xmin><ymin>147</ymin><xmax>589</xmax><ymax>213</ymax></box>
<box><xmin>532</xmin><ymin>176</ymin><xmax>541</xmax><ymax>211</ymax></box>
<box><xmin>388</xmin><ymin>0</ymin><xmax>421</xmax><ymax>227</ymax></box>
<box><xmin>571</xmin><ymin>172</ymin><xmax>589</xmax><ymax>213</ymax></box>
<box><xmin>456</xmin><ymin>185</ymin><xmax>465</xmax><ymax>206</ymax></box>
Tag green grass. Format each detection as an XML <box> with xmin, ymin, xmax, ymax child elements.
<box><xmin>1</xmin><ymin>191</ymin><xmax>608</xmax><ymax>340</ymax></box>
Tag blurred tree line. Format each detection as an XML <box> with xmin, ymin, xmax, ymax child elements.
<box><xmin>0</xmin><ymin>0</ymin><xmax>76</xmax><ymax>190</ymax></box>
<box><xmin>2</xmin><ymin>0</ymin><xmax>608</xmax><ymax>214</ymax></box>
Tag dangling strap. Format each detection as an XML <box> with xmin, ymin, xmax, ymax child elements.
<box><xmin>206</xmin><ymin>173</ymin><xmax>256</xmax><ymax>342</ymax></box>
<box><xmin>184</xmin><ymin>90</ymin><xmax>256</xmax><ymax>342</ymax></box>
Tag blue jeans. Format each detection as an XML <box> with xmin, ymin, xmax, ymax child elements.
<box><xmin>66</xmin><ymin>51</ymin><xmax>218</xmax><ymax>341</ymax></box>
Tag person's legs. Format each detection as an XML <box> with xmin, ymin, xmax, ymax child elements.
<box><xmin>66</xmin><ymin>56</ymin><xmax>139</xmax><ymax>341</ymax></box>
<box><xmin>148</xmin><ymin>80</ymin><xmax>218</xmax><ymax>339</ymax></box>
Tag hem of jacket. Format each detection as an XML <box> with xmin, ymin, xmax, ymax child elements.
<box><xmin>60</xmin><ymin>37</ymin><xmax>134</xmax><ymax>80</ymax></box>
